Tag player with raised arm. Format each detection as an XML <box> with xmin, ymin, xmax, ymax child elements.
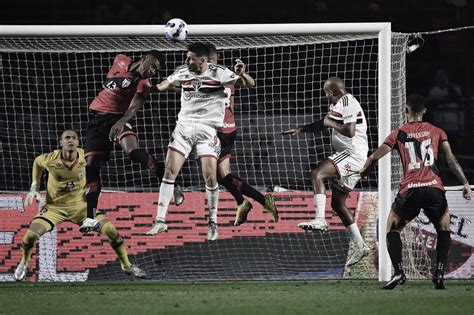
<box><xmin>80</xmin><ymin>50</ymin><xmax>184</xmax><ymax>234</ymax></box>
<box><xmin>205</xmin><ymin>43</ymin><xmax>278</xmax><ymax>226</ymax></box>
<box><xmin>360</xmin><ymin>94</ymin><xmax>472</xmax><ymax>290</ymax></box>
<box><xmin>15</xmin><ymin>130</ymin><xmax>146</xmax><ymax>281</ymax></box>
<box><xmin>146</xmin><ymin>42</ymin><xmax>246</xmax><ymax>240</ymax></box>
<box><xmin>283</xmin><ymin>76</ymin><xmax>371</xmax><ymax>267</ymax></box>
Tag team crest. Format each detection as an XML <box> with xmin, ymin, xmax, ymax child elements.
<box><xmin>77</xmin><ymin>172</ymin><xmax>84</xmax><ymax>180</ymax></box>
<box><xmin>191</xmin><ymin>79</ymin><xmax>202</xmax><ymax>91</ymax></box>
<box><xmin>119</xmin><ymin>61</ymin><xmax>126</xmax><ymax>68</ymax></box>
<box><xmin>122</xmin><ymin>78</ymin><xmax>132</xmax><ymax>88</ymax></box>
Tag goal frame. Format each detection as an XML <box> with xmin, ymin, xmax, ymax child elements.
<box><xmin>0</xmin><ymin>23</ymin><xmax>393</xmax><ymax>281</ymax></box>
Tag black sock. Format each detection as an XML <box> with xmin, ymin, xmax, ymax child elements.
<box><xmin>238</xmin><ymin>176</ymin><xmax>265</xmax><ymax>206</ymax></box>
<box><xmin>436</xmin><ymin>230</ymin><xmax>451</xmax><ymax>273</ymax></box>
<box><xmin>86</xmin><ymin>164</ymin><xmax>101</xmax><ymax>219</ymax></box>
<box><xmin>220</xmin><ymin>174</ymin><xmax>245</xmax><ymax>205</ymax></box>
<box><xmin>386</xmin><ymin>231</ymin><xmax>403</xmax><ymax>274</ymax></box>
<box><xmin>155</xmin><ymin>162</ymin><xmax>165</xmax><ymax>180</ymax></box>
<box><xmin>129</xmin><ymin>149</ymin><xmax>154</xmax><ymax>169</ymax></box>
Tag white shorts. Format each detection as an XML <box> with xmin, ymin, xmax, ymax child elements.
<box><xmin>327</xmin><ymin>150</ymin><xmax>366</xmax><ymax>192</ymax></box>
<box><xmin>168</xmin><ymin>121</ymin><xmax>220</xmax><ymax>159</ymax></box>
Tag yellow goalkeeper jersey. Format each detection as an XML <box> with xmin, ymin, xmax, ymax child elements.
<box><xmin>32</xmin><ymin>148</ymin><xmax>86</xmax><ymax>206</ymax></box>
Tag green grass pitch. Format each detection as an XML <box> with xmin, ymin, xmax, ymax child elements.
<box><xmin>1</xmin><ymin>280</ymin><xmax>472</xmax><ymax>314</ymax></box>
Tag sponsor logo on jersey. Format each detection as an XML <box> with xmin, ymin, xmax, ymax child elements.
<box><xmin>183</xmin><ymin>91</ymin><xmax>211</xmax><ymax>101</ymax></box>
<box><xmin>407</xmin><ymin>179</ymin><xmax>438</xmax><ymax>189</ymax></box>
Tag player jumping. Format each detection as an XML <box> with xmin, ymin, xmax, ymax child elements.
<box><xmin>283</xmin><ymin>76</ymin><xmax>371</xmax><ymax>267</ymax></box>
<box><xmin>205</xmin><ymin>43</ymin><xmax>278</xmax><ymax>226</ymax></box>
<box><xmin>80</xmin><ymin>51</ymin><xmax>184</xmax><ymax>233</ymax></box>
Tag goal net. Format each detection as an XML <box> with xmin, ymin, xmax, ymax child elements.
<box><xmin>1</xmin><ymin>24</ymin><xmax>445</xmax><ymax>282</ymax></box>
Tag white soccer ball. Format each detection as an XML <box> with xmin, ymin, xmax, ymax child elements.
<box><xmin>164</xmin><ymin>18</ymin><xmax>188</xmax><ymax>42</ymax></box>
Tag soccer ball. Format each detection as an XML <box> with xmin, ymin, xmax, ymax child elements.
<box><xmin>164</xmin><ymin>18</ymin><xmax>188</xmax><ymax>42</ymax></box>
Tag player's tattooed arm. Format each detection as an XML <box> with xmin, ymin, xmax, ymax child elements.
<box><xmin>441</xmin><ymin>141</ymin><xmax>471</xmax><ymax>200</ymax></box>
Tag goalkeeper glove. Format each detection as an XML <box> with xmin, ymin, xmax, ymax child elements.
<box><xmin>24</xmin><ymin>181</ymin><xmax>41</xmax><ymax>206</ymax></box>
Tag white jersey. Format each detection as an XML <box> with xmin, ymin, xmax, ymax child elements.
<box><xmin>167</xmin><ymin>64</ymin><xmax>239</xmax><ymax>127</ymax></box>
<box><xmin>328</xmin><ymin>93</ymin><xmax>368</xmax><ymax>159</ymax></box>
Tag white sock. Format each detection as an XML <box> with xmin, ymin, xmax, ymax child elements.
<box><xmin>206</xmin><ymin>184</ymin><xmax>219</xmax><ymax>223</ymax></box>
<box><xmin>314</xmin><ymin>194</ymin><xmax>326</xmax><ymax>220</ymax></box>
<box><xmin>156</xmin><ymin>178</ymin><xmax>175</xmax><ymax>221</ymax></box>
<box><xmin>347</xmin><ymin>223</ymin><xmax>365</xmax><ymax>248</ymax></box>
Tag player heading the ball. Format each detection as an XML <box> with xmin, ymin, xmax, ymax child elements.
<box><xmin>147</xmin><ymin>42</ymin><xmax>252</xmax><ymax>240</ymax></box>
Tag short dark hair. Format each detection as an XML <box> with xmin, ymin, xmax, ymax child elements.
<box><xmin>205</xmin><ymin>42</ymin><xmax>217</xmax><ymax>55</ymax></box>
<box><xmin>145</xmin><ymin>50</ymin><xmax>166</xmax><ymax>68</ymax></box>
<box><xmin>406</xmin><ymin>94</ymin><xmax>426</xmax><ymax>114</ymax></box>
<box><xmin>187</xmin><ymin>42</ymin><xmax>211</xmax><ymax>58</ymax></box>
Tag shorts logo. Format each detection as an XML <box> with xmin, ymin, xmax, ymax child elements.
<box><xmin>344</xmin><ymin>163</ymin><xmax>352</xmax><ymax>172</ymax></box>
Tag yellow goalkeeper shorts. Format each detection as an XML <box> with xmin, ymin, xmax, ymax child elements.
<box><xmin>32</xmin><ymin>202</ymin><xmax>106</xmax><ymax>231</ymax></box>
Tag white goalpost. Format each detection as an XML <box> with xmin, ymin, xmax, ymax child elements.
<box><xmin>0</xmin><ymin>23</ymin><xmax>407</xmax><ymax>282</ymax></box>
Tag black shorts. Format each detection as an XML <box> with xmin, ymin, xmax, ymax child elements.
<box><xmin>84</xmin><ymin>111</ymin><xmax>136</xmax><ymax>161</ymax></box>
<box><xmin>217</xmin><ymin>130</ymin><xmax>237</xmax><ymax>163</ymax></box>
<box><xmin>392</xmin><ymin>187</ymin><xmax>449</xmax><ymax>223</ymax></box>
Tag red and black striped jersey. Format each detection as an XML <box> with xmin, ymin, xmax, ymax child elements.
<box><xmin>89</xmin><ymin>54</ymin><xmax>152</xmax><ymax>114</ymax></box>
<box><xmin>384</xmin><ymin>121</ymin><xmax>447</xmax><ymax>193</ymax></box>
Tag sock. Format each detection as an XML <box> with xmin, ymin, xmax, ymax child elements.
<box><xmin>86</xmin><ymin>164</ymin><xmax>101</xmax><ymax>219</ymax></box>
<box><xmin>101</xmin><ymin>221</ymin><xmax>131</xmax><ymax>269</ymax></box>
<box><xmin>238</xmin><ymin>176</ymin><xmax>266</xmax><ymax>206</ymax></box>
<box><xmin>156</xmin><ymin>178</ymin><xmax>174</xmax><ymax>221</ymax></box>
<box><xmin>206</xmin><ymin>184</ymin><xmax>219</xmax><ymax>223</ymax></box>
<box><xmin>347</xmin><ymin>223</ymin><xmax>365</xmax><ymax>248</ymax></box>
<box><xmin>386</xmin><ymin>231</ymin><xmax>403</xmax><ymax>274</ymax></box>
<box><xmin>314</xmin><ymin>194</ymin><xmax>326</xmax><ymax>220</ymax></box>
<box><xmin>220</xmin><ymin>173</ymin><xmax>244</xmax><ymax>205</ymax></box>
<box><xmin>20</xmin><ymin>229</ymin><xmax>40</xmax><ymax>265</ymax></box>
<box><xmin>129</xmin><ymin>149</ymin><xmax>155</xmax><ymax>170</ymax></box>
<box><xmin>436</xmin><ymin>230</ymin><xmax>451</xmax><ymax>273</ymax></box>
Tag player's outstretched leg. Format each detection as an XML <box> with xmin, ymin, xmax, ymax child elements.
<box><xmin>100</xmin><ymin>220</ymin><xmax>147</xmax><ymax>278</ymax></box>
<box><xmin>15</xmin><ymin>229</ymin><xmax>41</xmax><ymax>281</ymax></box>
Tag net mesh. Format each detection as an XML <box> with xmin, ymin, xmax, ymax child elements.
<box><xmin>0</xmin><ymin>31</ymin><xmax>411</xmax><ymax>281</ymax></box>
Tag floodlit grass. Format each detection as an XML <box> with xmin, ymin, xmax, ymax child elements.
<box><xmin>0</xmin><ymin>280</ymin><xmax>472</xmax><ymax>315</ymax></box>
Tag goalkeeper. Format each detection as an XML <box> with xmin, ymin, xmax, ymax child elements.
<box><xmin>14</xmin><ymin>130</ymin><xmax>146</xmax><ymax>281</ymax></box>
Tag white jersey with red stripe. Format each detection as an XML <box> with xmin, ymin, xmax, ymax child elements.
<box><xmin>328</xmin><ymin>93</ymin><xmax>368</xmax><ymax>159</ymax></box>
<box><xmin>167</xmin><ymin>64</ymin><xmax>239</xmax><ymax>127</ymax></box>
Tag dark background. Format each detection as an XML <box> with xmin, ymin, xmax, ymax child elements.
<box><xmin>1</xmin><ymin>0</ymin><xmax>473</xmax><ymax>185</ymax></box>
